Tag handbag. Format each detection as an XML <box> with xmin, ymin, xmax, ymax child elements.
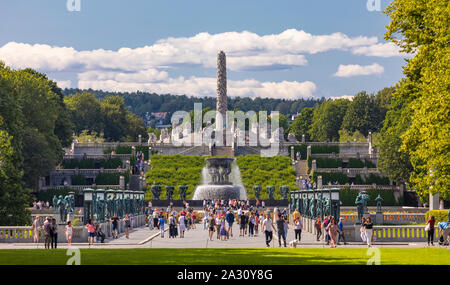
<box><xmin>424</xmin><ymin>223</ymin><xmax>430</xmax><ymax>232</ymax></box>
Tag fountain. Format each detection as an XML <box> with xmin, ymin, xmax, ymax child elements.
<box><xmin>193</xmin><ymin>158</ymin><xmax>247</xmax><ymax>200</ymax></box>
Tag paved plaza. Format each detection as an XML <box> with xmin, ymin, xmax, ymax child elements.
<box><xmin>1</xmin><ymin>222</ymin><xmax>447</xmax><ymax>250</ymax></box>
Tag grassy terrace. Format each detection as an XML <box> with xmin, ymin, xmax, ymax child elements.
<box><xmin>0</xmin><ymin>248</ymin><xmax>448</xmax><ymax>265</ymax></box>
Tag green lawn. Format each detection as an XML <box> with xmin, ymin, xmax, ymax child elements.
<box><xmin>0</xmin><ymin>248</ymin><xmax>448</xmax><ymax>265</ymax></box>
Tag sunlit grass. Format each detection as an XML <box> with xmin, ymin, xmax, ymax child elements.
<box><xmin>0</xmin><ymin>248</ymin><xmax>448</xmax><ymax>265</ymax></box>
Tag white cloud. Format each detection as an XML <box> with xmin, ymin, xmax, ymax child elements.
<box><xmin>78</xmin><ymin>71</ymin><xmax>316</xmax><ymax>100</ymax></box>
<box><xmin>331</xmin><ymin>95</ymin><xmax>354</xmax><ymax>101</ymax></box>
<box><xmin>351</xmin><ymin>42</ymin><xmax>403</xmax><ymax>57</ymax></box>
<box><xmin>334</xmin><ymin>63</ymin><xmax>384</xmax><ymax>77</ymax></box>
<box><xmin>0</xmin><ymin>29</ymin><xmax>381</xmax><ymax>73</ymax></box>
<box><xmin>56</xmin><ymin>80</ymin><xmax>72</xmax><ymax>89</ymax></box>
<box><xmin>0</xmin><ymin>29</ymin><xmax>402</xmax><ymax>98</ymax></box>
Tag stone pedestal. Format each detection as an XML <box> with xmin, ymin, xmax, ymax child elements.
<box><xmin>375</xmin><ymin>212</ymin><xmax>383</xmax><ymax>225</ymax></box>
<box><xmin>429</xmin><ymin>192</ymin><xmax>440</xmax><ymax>210</ymax></box>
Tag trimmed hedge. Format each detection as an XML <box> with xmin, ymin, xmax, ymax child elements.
<box><xmin>355</xmin><ymin>174</ymin><xmax>390</xmax><ymax>185</ymax></box>
<box><xmin>311</xmin><ymin>145</ymin><xmax>339</xmax><ymax>154</ymax></box>
<box><xmin>144</xmin><ymin>154</ymin><xmax>297</xmax><ymax>200</ymax></box>
<box><xmin>145</xmin><ymin>155</ymin><xmax>204</xmax><ymax>200</ymax></box>
<box><xmin>348</xmin><ymin>158</ymin><xmax>376</xmax><ymax>168</ymax></box>
<box><xmin>94</xmin><ymin>172</ymin><xmax>130</xmax><ymax>185</ymax></box>
<box><xmin>104</xmin><ymin>145</ymin><xmax>150</xmax><ymax>160</ymax></box>
<box><xmin>315</xmin><ymin>158</ymin><xmax>342</xmax><ymax>168</ymax></box>
<box><xmin>289</xmin><ymin>145</ymin><xmax>307</xmax><ymax>160</ymax></box>
<box><xmin>312</xmin><ymin>172</ymin><xmax>349</xmax><ymax>185</ymax></box>
<box><xmin>339</xmin><ymin>187</ymin><xmax>402</xmax><ymax>206</ymax></box>
<box><xmin>236</xmin><ymin>155</ymin><xmax>297</xmax><ymax>200</ymax></box>
<box><xmin>62</xmin><ymin>157</ymin><xmax>123</xmax><ymax>169</ymax></box>
<box><xmin>425</xmin><ymin>210</ymin><xmax>449</xmax><ymax>223</ymax></box>
<box><xmin>71</xmin><ymin>175</ymin><xmax>86</xmax><ymax>185</ymax></box>
<box><xmin>37</xmin><ymin>188</ymin><xmax>80</xmax><ymax>206</ymax></box>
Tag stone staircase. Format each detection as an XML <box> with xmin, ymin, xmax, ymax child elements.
<box><xmin>212</xmin><ymin>146</ymin><xmax>234</xmax><ymax>157</ymax></box>
<box><xmin>128</xmin><ymin>174</ymin><xmax>142</xmax><ymax>190</ymax></box>
<box><xmin>296</xmin><ymin>160</ymin><xmax>308</xmax><ymax>177</ymax></box>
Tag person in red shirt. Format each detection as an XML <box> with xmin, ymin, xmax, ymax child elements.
<box><xmin>426</xmin><ymin>215</ymin><xmax>436</xmax><ymax>246</ymax></box>
<box><xmin>315</xmin><ymin>218</ymin><xmax>322</xmax><ymax>241</ymax></box>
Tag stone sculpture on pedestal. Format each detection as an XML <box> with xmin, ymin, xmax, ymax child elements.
<box><xmin>151</xmin><ymin>185</ymin><xmax>162</xmax><ymax>200</ymax></box>
<box><xmin>267</xmin><ymin>185</ymin><xmax>275</xmax><ymax>200</ymax></box>
<box><xmin>253</xmin><ymin>185</ymin><xmax>262</xmax><ymax>200</ymax></box>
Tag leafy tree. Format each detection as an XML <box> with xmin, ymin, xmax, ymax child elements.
<box><xmin>125</xmin><ymin>112</ymin><xmax>147</xmax><ymax>142</ymax></box>
<box><xmin>383</xmin><ymin>0</ymin><xmax>449</xmax><ymax>199</ymax></box>
<box><xmin>341</xmin><ymin>91</ymin><xmax>384</xmax><ymax>136</ymax></box>
<box><xmin>309</xmin><ymin>99</ymin><xmax>349</xmax><ymax>141</ymax></box>
<box><xmin>0</xmin><ymin>117</ymin><xmax>32</xmax><ymax>226</ymax></box>
<box><xmin>65</xmin><ymin>92</ymin><xmax>104</xmax><ymax>135</ymax></box>
<box><xmin>74</xmin><ymin>130</ymin><xmax>105</xmax><ymax>143</ymax></box>
<box><xmin>100</xmin><ymin>96</ymin><xmax>128</xmax><ymax>142</ymax></box>
<box><xmin>288</xmin><ymin>107</ymin><xmax>314</xmax><ymax>141</ymax></box>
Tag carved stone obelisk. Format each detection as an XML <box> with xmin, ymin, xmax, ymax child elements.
<box><xmin>216</xmin><ymin>51</ymin><xmax>227</xmax><ymax>145</ymax></box>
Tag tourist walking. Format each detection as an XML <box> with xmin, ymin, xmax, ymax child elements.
<box><xmin>153</xmin><ymin>210</ymin><xmax>159</xmax><ymax>230</ymax></box>
<box><xmin>364</xmin><ymin>217</ymin><xmax>374</xmax><ymax>248</ymax></box>
<box><xmin>226</xmin><ymin>209</ymin><xmax>235</xmax><ymax>237</ymax></box>
<box><xmin>275</xmin><ymin>214</ymin><xmax>287</xmax><ymax>248</ymax></box>
<box><xmin>220</xmin><ymin>218</ymin><xmax>228</xmax><ymax>240</ymax></box>
<box><xmin>179</xmin><ymin>214</ymin><xmax>186</xmax><ymax>238</ymax></box>
<box><xmin>43</xmin><ymin>217</ymin><xmax>52</xmax><ymax>249</ymax></box>
<box><xmin>294</xmin><ymin>216</ymin><xmax>302</xmax><ymax>241</ymax></box>
<box><xmin>254</xmin><ymin>214</ymin><xmax>260</xmax><ymax>236</ymax></box>
<box><xmin>426</xmin><ymin>215</ymin><xmax>436</xmax><ymax>246</ymax></box>
<box><xmin>323</xmin><ymin>216</ymin><xmax>330</xmax><ymax>245</ymax></box>
<box><xmin>360</xmin><ymin>217</ymin><xmax>367</xmax><ymax>243</ymax></box>
<box><xmin>262</xmin><ymin>212</ymin><xmax>274</xmax><ymax>248</ymax></box>
<box><xmin>32</xmin><ymin>216</ymin><xmax>41</xmax><ymax>244</ymax></box>
<box><xmin>123</xmin><ymin>215</ymin><xmax>131</xmax><ymax>239</ymax></box>
<box><xmin>110</xmin><ymin>214</ymin><xmax>119</xmax><ymax>239</ymax></box>
<box><xmin>85</xmin><ymin>219</ymin><xmax>95</xmax><ymax>245</ymax></box>
<box><xmin>249</xmin><ymin>213</ymin><xmax>256</xmax><ymax>237</ymax></box>
<box><xmin>169</xmin><ymin>214</ymin><xmax>177</xmax><ymax>238</ymax></box>
<box><xmin>325</xmin><ymin>217</ymin><xmax>338</xmax><ymax>248</ymax></box>
<box><xmin>191</xmin><ymin>212</ymin><xmax>196</xmax><ymax>229</ymax></box>
<box><xmin>158</xmin><ymin>214</ymin><xmax>166</xmax><ymax>238</ymax></box>
<box><xmin>337</xmin><ymin>217</ymin><xmax>346</xmax><ymax>245</ymax></box>
<box><xmin>65</xmin><ymin>221</ymin><xmax>73</xmax><ymax>246</ymax></box>
<box><xmin>208</xmin><ymin>215</ymin><xmax>216</xmax><ymax>241</ymax></box>
<box><xmin>50</xmin><ymin>218</ymin><xmax>58</xmax><ymax>249</ymax></box>
<box><xmin>315</xmin><ymin>218</ymin><xmax>322</xmax><ymax>241</ymax></box>
<box><xmin>215</xmin><ymin>215</ymin><xmax>221</xmax><ymax>239</ymax></box>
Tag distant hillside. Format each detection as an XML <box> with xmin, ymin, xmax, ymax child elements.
<box><xmin>63</xmin><ymin>88</ymin><xmax>323</xmax><ymax>117</ymax></box>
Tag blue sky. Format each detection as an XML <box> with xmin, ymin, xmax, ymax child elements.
<box><xmin>0</xmin><ymin>0</ymin><xmax>408</xmax><ymax>100</ymax></box>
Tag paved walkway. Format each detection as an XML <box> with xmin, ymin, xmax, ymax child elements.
<box><xmin>1</xmin><ymin>222</ymin><xmax>448</xmax><ymax>249</ymax></box>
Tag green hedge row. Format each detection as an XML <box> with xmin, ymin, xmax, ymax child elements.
<box><xmin>313</xmin><ymin>172</ymin><xmax>349</xmax><ymax>185</ymax></box>
<box><xmin>289</xmin><ymin>145</ymin><xmax>307</xmax><ymax>160</ymax></box>
<box><xmin>315</xmin><ymin>158</ymin><xmax>343</xmax><ymax>168</ymax></box>
<box><xmin>312</xmin><ymin>172</ymin><xmax>389</xmax><ymax>185</ymax></box>
<box><xmin>236</xmin><ymin>155</ymin><xmax>297</xmax><ymax>200</ymax></box>
<box><xmin>425</xmin><ymin>210</ymin><xmax>449</xmax><ymax>223</ymax></box>
<box><xmin>311</xmin><ymin>145</ymin><xmax>339</xmax><ymax>154</ymax></box>
<box><xmin>95</xmin><ymin>172</ymin><xmax>130</xmax><ymax>185</ymax></box>
<box><xmin>62</xmin><ymin>157</ymin><xmax>123</xmax><ymax>169</ymax></box>
<box><xmin>36</xmin><ymin>188</ymin><xmax>80</xmax><ymax>206</ymax></box>
<box><xmin>71</xmin><ymin>175</ymin><xmax>87</xmax><ymax>185</ymax></box>
<box><xmin>145</xmin><ymin>155</ymin><xmax>205</xmax><ymax>200</ymax></box>
<box><xmin>339</xmin><ymin>187</ymin><xmax>402</xmax><ymax>206</ymax></box>
<box><xmin>104</xmin><ymin>145</ymin><xmax>150</xmax><ymax>160</ymax></box>
<box><xmin>348</xmin><ymin>158</ymin><xmax>376</xmax><ymax>168</ymax></box>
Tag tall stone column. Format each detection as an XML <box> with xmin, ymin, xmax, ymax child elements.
<box><xmin>216</xmin><ymin>51</ymin><xmax>227</xmax><ymax>145</ymax></box>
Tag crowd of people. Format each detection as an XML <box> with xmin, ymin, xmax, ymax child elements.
<box><xmin>32</xmin><ymin>201</ymin><xmax>50</xmax><ymax>210</ymax></box>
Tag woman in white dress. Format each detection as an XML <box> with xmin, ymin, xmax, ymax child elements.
<box><xmin>179</xmin><ymin>214</ymin><xmax>186</xmax><ymax>238</ymax></box>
